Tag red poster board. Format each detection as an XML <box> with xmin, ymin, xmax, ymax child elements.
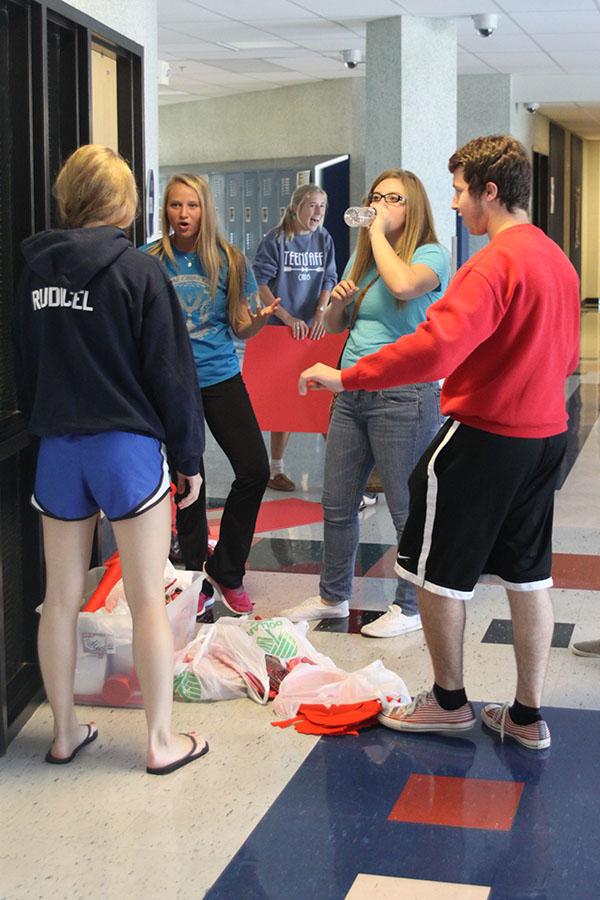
<box><xmin>242</xmin><ymin>325</ymin><xmax>347</xmax><ymax>433</ymax></box>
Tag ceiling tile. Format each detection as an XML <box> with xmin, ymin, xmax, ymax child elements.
<box><xmin>510</xmin><ymin>10</ymin><xmax>600</xmax><ymax>33</ymax></box>
<box><xmin>248</xmin><ymin>70</ymin><xmax>321</xmax><ymax>83</ymax></box>
<box><xmin>475</xmin><ymin>51</ymin><xmax>562</xmax><ymax>73</ymax></box>
<box><xmin>206</xmin><ymin>58</ymin><xmax>295</xmax><ymax>74</ymax></box>
<box><xmin>500</xmin><ymin>0</ymin><xmax>596</xmax><ymax>10</ymax></box>
<box><xmin>535</xmin><ymin>33</ymin><xmax>600</xmax><ymax>52</ymax></box>
<box><xmin>185</xmin><ymin>0</ymin><xmax>313</xmax><ymax>17</ymax></box>
<box><xmin>399</xmin><ymin>0</ymin><xmax>499</xmax><ymax>15</ymax></box>
<box><xmin>264</xmin><ymin>21</ymin><xmax>361</xmax><ymax>40</ymax></box>
<box><xmin>174</xmin><ymin>20</ymin><xmax>288</xmax><ymax>42</ymax></box>
<box><xmin>458</xmin><ymin>33</ymin><xmax>539</xmax><ymax>53</ymax></box>
<box><xmin>271</xmin><ymin>55</ymin><xmax>351</xmax><ymax>76</ymax></box>
<box><xmin>157</xmin><ymin>0</ymin><xmax>225</xmax><ymax>24</ymax></box>
<box><xmin>549</xmin><ymin>51</ymin><xmax>600</xmax><ymax>72</ymax></box>
<box><xmin>293</xmin><ymin>0</ymin><xmax>401</xmax><ymax>14</ymax></box>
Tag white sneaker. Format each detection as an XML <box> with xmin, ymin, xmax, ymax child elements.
<box><xmin>358</xmin><ymin>493</ymin><xmax>378</xmax><ymax>512</ymax></box>
<box><xmin>361</xmin><ymin>605</ymin><xmax>422</xmax><ymax>638</ymax></box>
<box><xmin>280</xmin><ymin>596</ymin><xmax>349</xmax><ymax>623</ymax></box>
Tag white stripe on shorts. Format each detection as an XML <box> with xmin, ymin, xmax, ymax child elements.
<box><xmin>416</xmin><ymin>420</ymin><xmax>461</xmax><ymax>585</ymax></box>
<box><xmin>479</xmin><ymin>573</ymin><xmax>554</xmax><ymax>591</ymax></box>
<box><xmin>395</xmin><ymin>560</ymin><xmax>474</xmax><ymax>599</ymax></box>
<box><xmin>135</xmin><ymin>442</ymin><xmax>170</xmax><ymax>515</ymax></box>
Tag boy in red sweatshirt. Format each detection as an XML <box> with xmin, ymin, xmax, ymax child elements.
<box><xmin>299</xmin><ymin>135</ymin><xmax>580</xmax><ymax>751</ymax></box>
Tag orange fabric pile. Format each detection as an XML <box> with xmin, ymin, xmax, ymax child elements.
<box><xmin>272</xmin><ymin>699</ymin><xmax>382</xmax><ymax>735</ymax></box>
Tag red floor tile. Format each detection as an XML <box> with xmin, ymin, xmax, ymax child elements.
<box><xmin>389</xmin><ymin>774</ymin><xmax>524</xmax><ymax>831</ymax></box>
<box><xmin>551</xmin><ymin>553</ymin><xmax>600</xmax><ymax>590</ymax></box>
<box><xmin>208</xmin><ymin>498</ymin><xmax>323</xmax><ymax>540</ymax></box>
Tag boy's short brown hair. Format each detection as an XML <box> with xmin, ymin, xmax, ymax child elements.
<box><xmin>448</xmin><ymin>135</ymin><xmax>531</xmax><ymax>213</ymax></box>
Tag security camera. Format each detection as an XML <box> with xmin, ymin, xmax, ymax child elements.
<box><xmin>341</xmin><ymin>49</ymin><xmax>364</xmax><ymax>69</ymax></box>
<box><xmin>472</xmin><ymin>13</ymin><xmax>499</xmax><ymax>37</ymax></box>
<box><xmin>525</xmin><ymin>102</ymin><xmax>540</xmax><ymax>114</ymax></box>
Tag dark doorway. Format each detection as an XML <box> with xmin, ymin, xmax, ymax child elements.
<box><xmin>570</xmin><ymin>135</ymin><xmax>583</xmax><ymax>284</ymax></box>
<box><xmin>548</xmin><ymin>122</ymin><xmax>566</xmax><ymax>249</ymax></box>
<box><xmin>532</xmin><ymin>151</ymin><xmax>549</xmax><ymax>234</ymax></box>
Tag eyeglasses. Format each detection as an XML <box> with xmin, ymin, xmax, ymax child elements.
<box><xmin>367</xmin><ymin>192</ymin><xmax>407</xmax><ymax>206</ymax></box>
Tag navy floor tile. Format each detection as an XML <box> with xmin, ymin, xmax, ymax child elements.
<box><xmin>482</xmin><ymin>619</ymin><xmax>575</xmax><ymax>649</ymax></box>
<box><xmin>206</xmin><ymin>705</ymin><xmax>600</xmax><ymax>900</ymax></box>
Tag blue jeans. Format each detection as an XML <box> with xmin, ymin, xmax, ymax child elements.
<box><xmin>320</xmin><ymin>383</ymin><xmax>443</xmax><ymax>614</ymax></box>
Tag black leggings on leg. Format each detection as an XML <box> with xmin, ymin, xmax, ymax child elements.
<box><xmin>176</xmin><ymin>373</ymin><xmax>269</xmax><ymax>588</ymax></box>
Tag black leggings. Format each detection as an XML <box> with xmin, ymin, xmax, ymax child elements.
<box><xmin>176</xmin><ymin>373</ymin><xmax>269</xmax><ymax>588</ymax></box>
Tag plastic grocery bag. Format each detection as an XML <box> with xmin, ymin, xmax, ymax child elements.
<box><xmin>272</xmin><ymin>659</ymin><xmax>410</xmax><ymax>719</ymax></box>
<box><xmin>173</xmin><ymin>619</ymin><xmax>270</xmax><ymax>704</ymax></box>
<box><xmin>236</xmin><ymin>616</ymin><xmax>335</xmax><ymax>667</ymax></box>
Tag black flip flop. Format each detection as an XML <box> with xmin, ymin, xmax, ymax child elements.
<box><xmin>45</xmin><ymin>724</ymin><xmax>98</xmax><ymax>765</ymax></box>
<box><xmin>146</xmin><ymin>733</ymin><xmax>209</xmax><ymax>776</ymax></box>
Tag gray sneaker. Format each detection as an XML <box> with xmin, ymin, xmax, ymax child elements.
<box><xmin>572</xmin><ymin>639</ymin><xmax>600</xmax><ymax>658</ymax></box>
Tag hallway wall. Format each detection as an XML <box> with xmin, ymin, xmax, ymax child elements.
<box><xmin>159</xmin><ymin>77</ymin><xmax>366</xmax><ymax>211</ymax></box>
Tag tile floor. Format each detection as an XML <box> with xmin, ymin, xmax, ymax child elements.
<box><xmin>1</xmin><ymin>311</ymin><xmax>600</xmax><ymax>899</ymax></box>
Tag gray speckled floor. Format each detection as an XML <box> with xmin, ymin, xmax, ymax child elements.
<box><xmin>3</xmin><ymin>323</ymin><xmax>600</xmax><ymax>899</ymax></box>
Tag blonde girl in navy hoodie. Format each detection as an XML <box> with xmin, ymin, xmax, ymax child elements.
<box><xmin>15</xmin><ymin>145</ymin><xmax>207</xmax><ymax>775</ymax></box>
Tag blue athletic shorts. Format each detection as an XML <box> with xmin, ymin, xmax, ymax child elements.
<box><xmin>32</xmin><ymin>431</ymin><xmax>171</xmax><ymax>521</ymax></box>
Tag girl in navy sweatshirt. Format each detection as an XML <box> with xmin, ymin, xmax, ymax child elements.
<box><xmin>15</xmin><ymin>145</ymin><xmax>208</xmax><ymax>775</ymax></box>
<box><xmin>253</xmin><ymin>184</ymin><xmax>337</xmax><ymax>491</ymax></box>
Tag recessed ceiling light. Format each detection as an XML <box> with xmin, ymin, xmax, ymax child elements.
<box><xmin>216</xmin><ymin>40</ymin><xmax>295</xmax><ymax>51</ymax></box>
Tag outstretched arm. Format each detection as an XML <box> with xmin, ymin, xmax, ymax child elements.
<box><xmin>233</xmin><ymin>294</ymin><xmax>281</xmax><ymax>339</ymax></box>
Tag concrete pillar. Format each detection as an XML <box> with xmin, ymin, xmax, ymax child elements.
<box><xmin>457</xmin><ymin>73</ymin><xmax>513</xmax><ymax>256</ymax></box>
<box><xmin>366</xmin><ymin>16</ymin><xmax>457</xmax><ymax>250</ymax></box>
<box><xmin>458</xmin><ymin>74</ymin><xmax>511</xmax><ymax>146</ymax></box>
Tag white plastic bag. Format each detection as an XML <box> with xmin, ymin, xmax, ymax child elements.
<box><xmin>272</xmin><ymin>659</ymin><xmax>410</xmax><ymax>719</ymax></box>
<box><xmin>173</xmin><ymin>619</ymin><xmax>270</xmax><ymax>704</ymax></box>
<box><xmin>237</xmin><ymin>616</ymin><xmax>335</xmax><ymax>667</ymax></box>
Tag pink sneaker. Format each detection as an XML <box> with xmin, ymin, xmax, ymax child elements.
<box><xmin>378</xmin><ymin>690</ymin><xmax>476</xmax><ymax>733</ymax></box>
<box><xmin>202</xmin><ymin>566</ymin><xmax>253</xmax><ymax>615</ymax></box>
<box><xmin>196</xmin><ymin>590</ymin><xmax>215</xmax><ymax>617</ymax></box>
<box><xmin>219</xmin><ymin>584</ymin><xmax>253</xmax><ymax>615</ymax></box>
<box><xmin>481</xmin><ymin>703</ymin><xmax>551</xmax><ymax>750</ymax></box>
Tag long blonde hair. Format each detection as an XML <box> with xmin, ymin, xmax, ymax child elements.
<box><xmin>148</xmin><ymin>173</ymin><xmax>247</xmax><ymax>321</ymax></box>
<box><xmin>54</xmin><ymin>144</ymin><xmax>138</xmax><ymax>229</ymax></box>
<box><xmin>349</xmin><ymin>169</ymin><xmax>438</xmax><ymax>285</ymax></box>
<box><xmin>276</xmin><ymin>183</ymin><xmax>327</xmax><ymax>242</ymax></box>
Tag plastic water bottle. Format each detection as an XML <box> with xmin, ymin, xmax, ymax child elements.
<box><xmin>344</xmin><ymin>206</ymin><xmax>376</xmax><ymax>227</ymax></box>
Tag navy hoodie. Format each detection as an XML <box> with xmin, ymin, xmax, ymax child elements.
<box><xmin>15</xmin><ymin>226</ymin><xmax>204</xmax><ymax>475</ymax></box>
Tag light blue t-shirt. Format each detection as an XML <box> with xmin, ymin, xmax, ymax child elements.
<box><xmin>340</xmin><ymin>243</ymin><xmax>450</xmax><ymax>369</ymax></box>
<box><xmin>140</xmin><ymin>243</ymin><xmax>258</xmax><ymax>388</ymax></box>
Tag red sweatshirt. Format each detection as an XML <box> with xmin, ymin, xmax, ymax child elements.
<box><xmin>342</xmin><ymin>224</ymin><xmax>580</xmax><ymax>438</ymax></box>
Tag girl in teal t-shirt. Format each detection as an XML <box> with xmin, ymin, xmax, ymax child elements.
<box><xmin>282</xmin><ymin>169</ymin><xmax>450</xmax><ymax>638</ymax></box>
<box><xmin>143</xmin><ymin>174</ymin><xmax>279</xmax><ymax>614</ymax></box>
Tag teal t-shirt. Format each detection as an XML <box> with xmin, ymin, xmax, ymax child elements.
<box><xmin>140</xmin><ymin>243</ymin><xmax>258</xmax><ymax>388</ymax></box>
<box><xmin>340</xmin><ymin>243</ymin><xmax>450</xmax><ymax>369</ymax></box>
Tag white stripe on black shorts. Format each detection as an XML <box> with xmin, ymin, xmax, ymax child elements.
<box><xmin>395</xmin><ymin>419</ymin><xmax>568</xmax><ymax>599</ymax></box>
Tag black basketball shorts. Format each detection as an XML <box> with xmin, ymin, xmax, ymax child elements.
<box><xmin>395</xmin><ymin>419</ymin><xmax>568</xmax><ymax>599</ymax></box>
